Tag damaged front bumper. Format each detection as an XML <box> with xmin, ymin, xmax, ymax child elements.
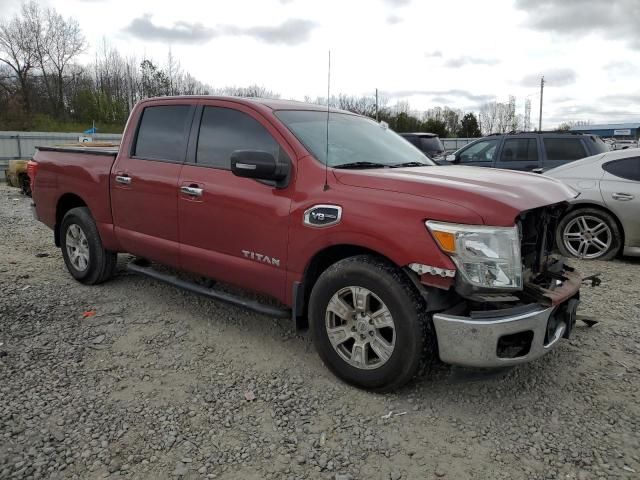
<box><xmin>432</xmin><ymin>268</ymin><xmax>581</xmax><ymax>368</ymax></box>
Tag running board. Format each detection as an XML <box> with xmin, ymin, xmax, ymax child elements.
<box><xmin>126</xmin><ymin>260</ymin><xmax>291</xmax><ymax>319</ymax></box>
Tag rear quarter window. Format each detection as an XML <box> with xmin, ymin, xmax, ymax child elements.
<box><xmin>603</xmin><ymin>157</ymin><xmax>640</xmax><ymax>181</ymax></box>
<box><xmin>133</xmin><ymin>105</ymin><xmax>192</xmax><ymax>161</ymax></box>
<box><xmin>543</xmin><ymin>138</ymin><xmax>587</xmax><ymax>161</ymax></box>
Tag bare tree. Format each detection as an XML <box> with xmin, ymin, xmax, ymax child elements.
<box><xmin>0</xmin><ymin>8</ymin><xmax>37</xmax><ymax>114</ymax></box>
<box><xmin>44</xmin><ymin>8</ymin><xmax>86</xmax><ymax>117</ymax></box>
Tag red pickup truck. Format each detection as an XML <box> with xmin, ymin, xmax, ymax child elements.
<box><xmin>29</xmin><ymin>96</ymin><xmax>582</xmax><ymax>390</ymax></box>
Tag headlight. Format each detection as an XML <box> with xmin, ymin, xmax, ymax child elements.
<box><xmin>426</xmin><ymin>221</ymin><xmax>522</xmax><ymax>290</ymax></box>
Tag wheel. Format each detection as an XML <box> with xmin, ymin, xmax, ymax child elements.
<box><xmin>60</xmin><ymin>207</ymin><xmax>117</xmax><ymax>284</ymax></box>
<box><xmin>556</xmin><ymin>208</ymin><xmax>622</xmax><ymax>261</ymax></box>
<box><xmin>308</xmin><ymin>255</ymin><xmax>436</xmax><ymax>391</ymax></box>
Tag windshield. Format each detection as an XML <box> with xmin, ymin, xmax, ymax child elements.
<box><xmin>275</xmin><ymin>110</ymin><xmax>434</xmax><ymax>168</ymax></box>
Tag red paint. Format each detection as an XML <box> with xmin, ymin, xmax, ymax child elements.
<box><xmin>31</xmin><ymin>96</ymin><xmax>577</xmax><ymax>307</ymax></box>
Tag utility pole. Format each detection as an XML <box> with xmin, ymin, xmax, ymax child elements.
<box><xmin>375</xmin><ymin>88</ymin><xmax>379</xmax><ymax>121</ymax></box>
<box><xmin>538</xmin><ymin>76</ymin><xmax>544</xmax><ymax>131</ymax></box>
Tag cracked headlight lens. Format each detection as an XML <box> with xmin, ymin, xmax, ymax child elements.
<box><xmin>426</xmin><ymin>221</ymin><xmax>522</xmax><ymax>290</ymax></box>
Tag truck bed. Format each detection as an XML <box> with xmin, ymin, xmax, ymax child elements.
<box><xmin>31</xmin><ymin>145</ymin><xmax>120</xmax><ymax>251</ymax></box>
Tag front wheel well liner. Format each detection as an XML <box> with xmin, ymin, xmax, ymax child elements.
<box><xmin>54</xmin><ymin>193</ymin><xmax>88</xmax><ymax>246</ymax></box>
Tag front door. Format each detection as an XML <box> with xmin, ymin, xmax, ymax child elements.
<box><xmin>111</xmin><ymin>103</ymin><xmax>194</xmax><ymax>266</ymax></box>
<box><xmin>456</xmin><ymin>138</ymin><xmax>500</xmax><ymax>168</ymax></box>
<box><xmin>178</xmin><ymin>102</ymin><xmax>294</xmax><ymax>302</ymax></box>
<box><xmin>600</xmin><ymin>156</ymin><xmax>640</xmax><ymax>247</ymax></box>
<box><xmin>495</xmin><ymin>136</ymin><xmax>540</xmax><ymax>171</ymax></box>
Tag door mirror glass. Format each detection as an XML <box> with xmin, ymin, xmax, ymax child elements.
<box><xmin>445</xmin><ymin>154</ymin><xmax>456</xmax><ymax>162</ymax></box>
<box><xmin>231</xmin><ymin>150</ymin><xmax>289</xmax><ymax>184</ymax></box>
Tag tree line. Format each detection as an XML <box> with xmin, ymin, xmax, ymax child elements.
<box><xmin>1</xmin><ymin>1</ymin><xmax>517</xmax><ymax>138</ymax></box>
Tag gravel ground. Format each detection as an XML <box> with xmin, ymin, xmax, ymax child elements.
<box><xmin>1</xmin><ymin>184</ymin><xmax>639</xmax><ymax>480</ymax></box>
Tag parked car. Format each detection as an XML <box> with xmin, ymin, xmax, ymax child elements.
<box><xmin>398</xmin><ymin>132</ymin><xmax>445</xmax><ymax>159</ymax></box>
<box><xmin>29</xmin><ymin>96</ymin><xmax>582</xmax><ymax>391</ymax></box>
<box><xmin>445</xmin><ymin>131</ymin><xmax>608</xmax><ymax>172</ymax></box>
<box><xmin>612</xmin><ymin>139</ymin><xmax>638</xmax><ymax>151</ymax></box>
<box><xmin>545</xmin><ymin>149</ymin><xmax>640</xmax><ymax>260</ymax></box>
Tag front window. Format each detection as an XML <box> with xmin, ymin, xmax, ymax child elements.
<box><xmin>459</xmin><ymin>139</ymin><xmax>499</xmax><ymax>163</ymax></box>
<box><xmin>275</xmin><ymin>110</ymin><xmax>434</xmax><ymax>168</ymax></box>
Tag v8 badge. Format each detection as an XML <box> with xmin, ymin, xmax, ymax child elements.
<box><xmin>303</xmin><ymin>205</ymin><xmax>342</xmax><ymax>228</ymax></box>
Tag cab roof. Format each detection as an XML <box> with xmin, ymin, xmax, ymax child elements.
<box><xmin>138</xmin><ymin>95</ymin><xmax>353</xmax><ymax>115</ymax></box>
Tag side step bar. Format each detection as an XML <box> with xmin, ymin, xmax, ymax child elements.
<box><xmin>127</xmin><ymin>260</ymin><xmax>291</xmax><ymax>319</ymax></box>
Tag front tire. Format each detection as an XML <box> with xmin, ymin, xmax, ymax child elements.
<box><xmin>60</xmin><ymin>207</ymin><xmax>117</xmax><ymax>284</ymax></box>
<box><xmin>309</xmin><ymin>255</ymin><xmax>435</xmax><ymax>391</ymax></box>
<box><xmin>556</xmin><ymin>208</ymin><xmax>622</xmax><ymax>261</ymax></box>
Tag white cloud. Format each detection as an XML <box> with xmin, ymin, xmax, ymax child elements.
<box><xmin>38</xmin><ymin>0</ymin><xmax>640</xmax><ymax>127</ymax></box>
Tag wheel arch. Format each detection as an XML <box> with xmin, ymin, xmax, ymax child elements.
<box><xmin>293</xmin><ymin>244</ymin><xmax>414</xmax><ymax>330</ymax></box>
<box><xmin>54</xmin><ymin>193</ymin><xmax>88</xmax><ymax>247</ymax></box>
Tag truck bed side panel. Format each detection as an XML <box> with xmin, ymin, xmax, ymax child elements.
<box><xmin>32</xmin><ymin>149</ymin><xmax>121</xmax><ymax>251</ymax></box>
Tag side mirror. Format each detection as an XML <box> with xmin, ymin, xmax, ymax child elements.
<box><xmin>445</xmin><ymin>154</ymin><xmax>457</xmax><ymax>162</ymax></box>
<box><xmin>231</xmin><ymin>150</ymin><xmax>289</xmax><ymax>185</ymax></box>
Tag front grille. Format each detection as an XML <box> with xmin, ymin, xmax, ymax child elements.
<box><xmin>518</xmin><ymin>203</ymin><xmax>567</xmax><ymax>275</ymax></box>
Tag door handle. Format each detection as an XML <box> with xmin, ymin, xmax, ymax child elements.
<box><xmin>612</xmin><ymin>192</ymin><xmax>634</xmax><ymax>201</ymax></box>
<box><xmin>531</xmin><ymin>168</ymin><xmax>544</xmax><ymax>174</ymax></box>
<box><xmin>115</xmin><ymin>174</ymin><xmax>131</xmax><ymax>185</ymax></box>
<box><xmin>181</xmin><ymin>186</ymin><xmax>203</xmax><ymax>197</ymax></box>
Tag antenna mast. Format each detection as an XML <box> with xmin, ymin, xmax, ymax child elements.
<box><xmin>324</xmin><ymin>50</ymin><xmax>331</xmax><ymax>191</ymax></box>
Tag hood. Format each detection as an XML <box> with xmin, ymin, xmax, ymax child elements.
<box><xmin>335</xmin><ymin>165</ymin><xmax>577</xmax><ymax>226</ymax></box>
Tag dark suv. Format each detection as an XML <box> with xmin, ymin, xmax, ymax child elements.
<box><xmin>399</xmin><ymin>132</ymin><xmax>445</xmax><ymax>158</ymax></box>
<box><xmin>446</xmin><ymin>132</ymin><xmax>609</xmax><ymax>172</ymax></box>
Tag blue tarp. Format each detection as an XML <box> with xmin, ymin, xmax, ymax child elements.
<box><xmin>83</xmin><ymin>127</ymin><xmax>98</xmax><ymax>134</ymax></box>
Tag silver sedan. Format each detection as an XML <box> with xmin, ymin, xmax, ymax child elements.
<box><xmin>545</xmin><ymin>149</ymin><xmax>640</xmax><ymax>260</ymax></box>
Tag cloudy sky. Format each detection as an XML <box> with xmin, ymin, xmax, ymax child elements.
<box><xmin>2</xmin><ymin>0</ymin><xmax>639</xmax><ymax>127</ymax></box>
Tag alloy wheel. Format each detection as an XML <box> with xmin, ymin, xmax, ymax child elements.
<box><xmin>562</xmin><ymin>215</ymin><xmax>612</xmax><ymax>259</ymax></box>
<box><xmin>65</xmin><ymin>223</ymin><xmax>90</xmax><ymax>271</ymax></box>
<box><xmin>325</xmin><ymin>286</ymin><xmax>396</xmax><ymax>370</ymax></box>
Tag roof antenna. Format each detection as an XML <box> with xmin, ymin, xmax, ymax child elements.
<box><xmin>323</xmin><ymin>50</ymin><xmax>331</xmax><ymax>192</ymax></box>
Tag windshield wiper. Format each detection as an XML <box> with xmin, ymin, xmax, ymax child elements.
<box><xmin>389</xmin><ymin>161</ymin><xmax>430</xmax><ymax>168</ymax></box>
<box><xmin>333</xmin><ymin>161</ymin><xmax>390</xmax><ymax>169</ymax></box>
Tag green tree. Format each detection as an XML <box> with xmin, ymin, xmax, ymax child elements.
<box><xmin>423</xmin><ymin>118</ymin><xmax>448</xmax><ymax>138</ymax></box>
<box><xmin>457</xmin><ymin>112</ymin><xmax>481</xmax><ymax>137</ymax></box>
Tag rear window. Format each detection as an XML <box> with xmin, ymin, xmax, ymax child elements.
<box><xmin>134</xmin><ymin>105</ymin><xmax>192</xmax><ymax>161</ymax></box>
<box><xmin>543</xmin><ymin>138</ymin><xmax>587</xmax><ymax>161</ymax></box>
<box><xmin>603</xmin><ymin>157</ymin><xmax>640</xmax><ymax>181</ymax></box>
<box><xmin>419</xmin><ymin>136</ymin><xmax>444</xmax><ymax>153</ymax></box>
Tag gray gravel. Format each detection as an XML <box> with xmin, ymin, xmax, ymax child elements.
<box><xmin>1</xmin><ymin>184</ymin><xmax>639</xmax><ymax>479</ymax></box>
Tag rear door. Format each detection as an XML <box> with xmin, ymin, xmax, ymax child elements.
<box><xmin>111</xmin><ymin>103</ymin><xmax>195</xmax><ymax>266</ymax></box>
<box><xmin>177</xmin><ymin>101</ymin><xmax>294</xmax><ymax>302</ymax></box>
<box><xmin>494</xmin><ymin>136</ymin><xmax>540</xmax><ymax>171</ymax></box>
<box><xmin>600</xmin><ymin>156</ymin><xmax>640</xmax><ymax>247</ymax></box>
<box><xmin>455</xmin><ymin>138</ymin><xmax>501</xmax><ymax>167</ymax></box>
<box><xmin>541</xmin><ymin>137</ymin><xmax>588</xmax><ymax>170</ymax></box>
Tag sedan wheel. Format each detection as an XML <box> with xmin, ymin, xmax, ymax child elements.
<box><xmin>557</xmin><ymin>208</ymin><xmax>622</xmax><ymax>261</ymax></box>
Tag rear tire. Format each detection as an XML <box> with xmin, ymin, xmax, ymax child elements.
<box><xmin>556</xmin><ymin>208</ymin><xmax>622</xmax><ymax>261</ymax></box>
<box><xmin>309</xmin><ymin>255</ymin><xmax>436</xmax><ymax>391</ymax></box>
<box><xmin>60</xmin><ymin>207</ymin><xmax>117</xmax><ymax>285</ymax></box>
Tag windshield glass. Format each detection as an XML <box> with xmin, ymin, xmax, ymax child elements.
<box><xmin>275</xmin><ymin>110</ymin><xmax>434</xmax><ymax>168</ymax></box>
